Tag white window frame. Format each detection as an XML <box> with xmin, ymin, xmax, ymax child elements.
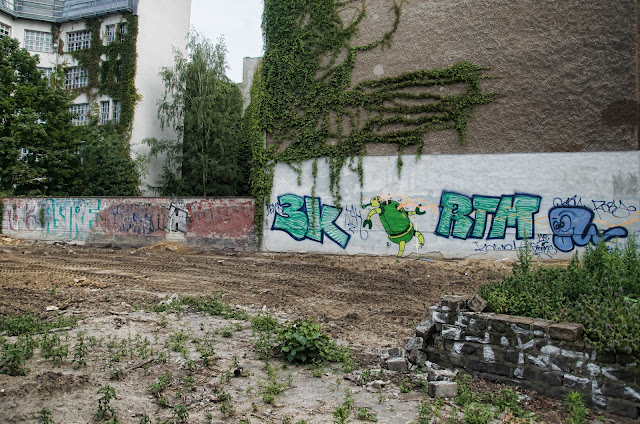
<box><xmin>100</xmin><ymin>100</ymin><xmax>110</xmax><ymax>124</ymax></box>
<box><xmin>38</xmin><ymin>67</ymin><xmax>53</xmax><ymax>80</ymax></box>
<box><xmin>113</xmin><ymin>100</ymin><xmax>121</xmax><ymax>123</ymax></box>
<box><xmin>70</xmin><ymin>103</ymin><xmax>89</xmax><ymax>126</ymax></box>
<box><xmin>64</xmin><ymin>66</ymin><xmax>88</xmax><ymax>89</ymax></box>
<box><xmin>67</xmin><ymin>30</ymin><xmax>91</xmax><ymax>52</ymax></box>
<box><xmin>105</xmin><ymin>24</ymin><xmax>115</xmax><ymax>45</ymax></box>
<box><xmin>118</xmin><ymin>23</ymin><xmax>127</xmax><ymax>42</ymax></box>
<box><xmin>0</xmin><ymin>23</ymin><xmax>10</xmax><ymax>38</ymax></box>
<box><xmin>25</xmin><ymin>30</ymin><xmax>53</xmax><ymax>53</ymax></box>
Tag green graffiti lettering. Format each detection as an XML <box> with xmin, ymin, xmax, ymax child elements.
<box><xmin>319</xmin><ymin>204</ymin><xmax>350</xmax><ymax>248</ymax></box>
<box><xmin>471</xmin><ymin>196</ymin><xmax>500</xmax><ymax>238</ymax></box>
<box><xmin>272</xmin><ymin>194</ymin><xmax>309</xmax><ymax>241</ymax></box>
<box><xmin>436</xmin><ymin>192</ymin><xmax>474</xmax><ymax>239</ymax></box>
<box><xmin>488</xmin><ymin>194</ymin><xmax>540</xmax><ymax>239</ymax></box>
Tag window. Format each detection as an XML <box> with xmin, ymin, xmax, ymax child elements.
<box><xmin>67</xmin><ymin>30</ymin><xmax>91</xmax><ymax>52</ymax></box>
<box><xmin>118</xmin><ymin>23</ymin><xmax>127</xmax><ymax>42</ymax></box>
<box><xmin>70</xmin><ymin>103</ymin><xmax>89</xmax><ymax>126</ymax></box>
<box><xmin>38</xmin><ymin>67</ymin><xmax>53</xmax><ymax>80</ymax></box>
<box><xmin>100</xmin><ymin>101</ymin><xmax>110</xmax><ymax>124</ymax></box>
<box><xmin>0</xmin><ymin>23</ymin><xmax>10</xmax><ymax>39</ymax></box>
<box><xmin>113</xmin><ymin>101</ymin><xmax>121</xmax><ymax>123</ymax></box>
<box><xmin>64</xmin><ymin>66</ymin><xmax>88</xmax><ymax>89</ymax></box>
<box><xmin>105</xmin><ymin>24</ymin><xmax>115</xmax><ymax>45</ymax></box>
<box><xmin>25</xmin><ymin>30</ymin><xmax>53</xmax><ymax>53</ymax></box>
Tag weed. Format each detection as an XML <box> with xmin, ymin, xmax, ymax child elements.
<box><xmin>0</xmin><ymin>313</ymin><xmax>77</xmax><ymax>336</ymax></box>
<box><xmin>455</xmin><ymin>374</ymin><xmax>475</xmax><ymax>406</ymax></box>
<box><xmin>279</xmin><ymin>318</ymin><xmax>350</xmax><ymax>365</ymax></box>
<box><xmin>150</xmin><ymin>372</ymin><xmax>172</xmax><ymax>398</ymax></box>
<box><xmin>34</xmin><ymin>408</ymin><xmax>55</xmax><ymax>423</ymax></box>
<box><xmin>172</xmin><ymin>404</ymin><xmax>189</xmax><ymax>423</ymax></box>
<box><xmin>73</xmin><ymin>332</ymin><xmax>87</xmax><ymax>367</ymax></box>
<box><xmin>0</xmin><ymin>340</ymin><xmax>30</xmax><ymax>376</ymax></box>
<box><xmin>309</xmin><ymin>363</ymin><xmax>325</xmax><ymax>378</ymax></box>
<box><xmin>138</xmin><ymin>414</ymin><xmax>151</xmax><ymax>424</ymax></box>
<box><xmin>40</xmin><ymin>331</ymin><xmax>68</xmax><ymax>364</ymax></box>
<box><xmin>399</xmin><ymin>378</ymin><xmax>412</xmax><ymax>393</ymax></box>
<box><xmin>165</xmin><ymin>329</ymin><xmax>189</xmax><ymax>355</ymax></box>
<box><xmin>156</xmin><ymin>351</ymin><xmax>167</xmax><ymax>364</ymax></box>
<box><xmin>221</xmin><ymin>326</ymin><xmax>233</xmax><ymax>338</ymax></box>
<box><xmin>220</xmin><ymin>400</ymin><xmax>235</xmax><ymax>417</ymax></box>
<box><xmin>565</xmin><ymin>391</ymin><xmax>589</xmax><ymax>424</ymax></box>
<box><xmin>378</xmin><ymin>393</ymin><xmax>386</xmax><ymax>403</ymax></box>
<box><xmin>159</xmin><ymin>315</ymin><xmax>169</xmax><ymax>328</ymax></box>
<box><xmin>110</xmin><ymin>368</ymin><xmax>123</xmax><ymax>380</ymax></box>
<box><xmin>251</xmin><ymin>312</ymin><xmax>280</xmax><ymax>361</ymax></box>
<box><xmin>356</xmin><ymin>407</ymin><xmax>378</xmax><ymax>422</ymax></box>
<box><xmin>463</xmin><ymin>402</ymin><xmax>494</xmax><ymax>424</ymax></box>
<box><xmin>414</xmin><ymin>398</ymin><xmax>432</xmax><ymax>424</ymax></box>
<box><xmin>94</xmin><ymin>385</ymin><xmax>118</xmax><ymax>421</ymax></box>
<box><xmin>333</xmin><ymin>389</ymin><xmax>354</xmax><ymax>424</ymax></box>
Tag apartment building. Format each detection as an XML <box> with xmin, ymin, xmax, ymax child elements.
<box><xmin>0</xmin><ymin>0</ymin><xmax>192</xmax><ymax>194</ymax></box>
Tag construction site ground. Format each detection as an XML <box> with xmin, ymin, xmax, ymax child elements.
<box><xmin>0</xmin><ymin>238</ymin><xmax>630</xmax><ymax>423</ymax></box>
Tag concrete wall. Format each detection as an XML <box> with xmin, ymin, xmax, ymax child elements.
<box><xmin>132</xmin><ymin>0</ymin><xmax>191</xmax><ymax>195</ymax></box>
<box><xmin>2</xmin><ymin>197</ymin><xmax>256</xmax><ymax>251</ymax></box>
<box><xmin>263</xmin><ymin>151</ymin><xmax>640</xmax><ymax>259</ymax></box>
<box><xmin>348</xmin><ymin>0</ymin><xmax>638</xmax><ymax>155</ymax></box>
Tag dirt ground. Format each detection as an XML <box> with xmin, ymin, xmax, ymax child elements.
<box><xmin>0</xmin><ymin>238</ymin><xmax>630</xmax><ymax>423</ymax></box>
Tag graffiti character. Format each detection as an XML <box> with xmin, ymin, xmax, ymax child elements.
<box><xmin>362</xmin><ymin>196</ymin><xmax>425</xmax><ymax>256</ymax></box>
<box><xmin>548</xmin><ymin>206</ymin><xmax>628</xmax><ymax>252</ymax></box>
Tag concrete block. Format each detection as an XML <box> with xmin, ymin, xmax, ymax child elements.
<box><xmin>415</xmin><ymin>318</ymin><xmax>436</xmax><ymax>340</ymax></box>
<box><xmin>388</xmin><ymin>347</ymin><xmax>405</xmax><ymax>358</ymax></box>
<box><xmin>404</xmin><ymin>337</ymin><xmax>424</xmax><ymax>351</ymax></box>
<box><xmin>548</xmin><ymin>322</ymin><xmax>583</xmax><ymax>342</ymax></box>
<box><xmin>428</xmin><ymin>381</ymin><xmax>458</xmax><ymax>398</ymax></box>
<box><xmin>441</xmin><ymin>325</ymin><xmax>463</xmax><ymax>341</ymax></box>
<box><xmin>387</xmin><ymin>357</ymin><xmax>408</xmax><ymax>372</ymax></box>
<box><xmin>440</xmin><ymin>295</ymin><xmax>467</xmax><ymax>311</ymax></box>
<box><xmin>466</xmin><ymin>293</ymin><xmax>488</xmax><ymax>312</ymax></box>
<box><xmin>408</xmin><ymin>348</ymin><xmax>428</xmax><ymax>365</ymax></box>
<box><xmin>428</xmin><ymin>368</ymin><xmax>457</xmax><ymax>381</ymax></box>
<box><xmin>608</xmin><ymin>398</ymin><xmax>639</xmax><ymax>419</ymax></box>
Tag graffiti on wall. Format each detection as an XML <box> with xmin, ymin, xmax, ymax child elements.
<box><xmin>435</xmin><ymin>191</ymin><xmax>542</xmax><ymax>240</ymax></box>
<box><xmin>548</xmin><ymin>206</ymin><xmax>628</xmax><ymax>252</ymax></box>
<box><xmin>362</xmin><ymin>196</ymin><xmax>426</xmax><ymax>256</ymax></box>
<box><xmin>436</xmin><ymin>191</ymin><xmax>631</xmax><ymax>255</ymax></box>
<box><xmin>102</xmin><ymin>204</ymin><xmax>167</xmax><ymax>235</ymax></box>
<box><xmin>271</xmin><ymin>194</ymin><xmax>351</xmax><ymax>248</ymax></box>
<box><xmin>3</xmin><ymin>198</ymin><xmax>103</xmax><ymax>240</ymax></box>
<box><xmin>168</xmin><ymin>201</ymin><xmax>188</xmax><ymax>233</ymax></box>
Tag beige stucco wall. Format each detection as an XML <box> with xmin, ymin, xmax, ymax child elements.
<box><xmin>340</xmin><ymin>0</ymin><xmax>639</xmax><ymax>155</ymax></box>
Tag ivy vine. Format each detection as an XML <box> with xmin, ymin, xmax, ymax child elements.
<box><xmin>60</xmin><ymin>14</ymin><xmax>140</xmax><ymax>137</ymax></box>
<box><xmin>247</xmin><ymin>0</ymin><xmax>498</xmax><ymax>241</ymax></box>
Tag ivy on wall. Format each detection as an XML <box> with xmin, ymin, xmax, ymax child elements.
<box><xmin>247</xmin><ymin>0</ymin><xmax>499</xmax><ymax>220</ymax></box>
<box><xmin>58</xmin><ymin>14</ymin><xmax>140</xmax><ymax>137</ymax></box>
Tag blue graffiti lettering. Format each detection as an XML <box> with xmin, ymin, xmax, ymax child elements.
<box><xmin>548</xmin><ymin>206</ymin><xmax>628</xmax><ymax>252</ymax></box>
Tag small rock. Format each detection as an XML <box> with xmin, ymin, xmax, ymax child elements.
<box><xmin>388</xmin><ymin>347</ymin><xmax>404</xmax><ymax>358</ymax></box>
<box><xmin>467</xmin><ymin>293</ymin><xmax>488</xmax><ymax>312</ymax></box>
<box><xmin>428</xmin><ymin>381</ymin><xmax>458</xmax><ymax>398</ymax></box>
<box><xmin>387</xmin><ymin>357</ymin><xmax>408</xmax><ymax>372</ymax></box>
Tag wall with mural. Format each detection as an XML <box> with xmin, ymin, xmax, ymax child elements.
<box><xmin>263</xmin><ymin>152</ymin><xmax>640</xmax><ymax>259</ymax></box>
<box><xmin>2</xmin><ymin>197</ymin><xmax>256</xmax><ymax>251</ymax></box>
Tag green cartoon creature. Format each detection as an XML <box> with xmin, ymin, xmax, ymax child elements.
<box><xmin>362</xmin><ymin>196</ymin><xmax>426</xmax><ymax>256</ymax></box>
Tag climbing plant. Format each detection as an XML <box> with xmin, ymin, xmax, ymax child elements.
<box><xmin>247</xmin><ymin>0</ymin><xmax>498</xmax><ymax>220</ymax></box>
<box><xmin>62</xmin><ymin>14</ymin><xmax>140</xmax><ymax>137</ymax></box>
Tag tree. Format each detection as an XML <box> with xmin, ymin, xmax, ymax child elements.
<box><xmin>146</xmin><ymin>31</ymin><xmax>244</xmax><ymax>196</ymax></box>
<box><xmin>0</xmin><ymin>36</ymin><xmax>82</xmax><ymax>196</ymax></box>
<box><xmin>78</xmin><ymin>123</ymin><xmax>142</xmax><ymax>196</ymax></box>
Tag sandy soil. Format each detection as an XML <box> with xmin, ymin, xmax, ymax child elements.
<box><xmin>0</xmin><ymin>239</ymin><xmax>630</xmax><ymax>423</ymax></box>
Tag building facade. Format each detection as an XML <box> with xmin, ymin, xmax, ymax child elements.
<box><xmin>0</xmin><ymin>0</ymin><xmax>191</xmax><ymax>194</ymax></box>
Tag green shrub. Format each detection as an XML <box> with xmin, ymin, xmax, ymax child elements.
<box><xmin>278</xmin><ymin>319</ymin><xmax>346</xmax><ymax>364</ymax></box>
<box><xmin>481</xmin><ymin>237</ymin><xmax>640</xmax><ymax>360</ymax></box>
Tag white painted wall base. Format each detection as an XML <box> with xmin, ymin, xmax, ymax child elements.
<box><xmin>263</xmin><ymin>151</ymin><xmax>640</xmax><ymax>259</ymax></box>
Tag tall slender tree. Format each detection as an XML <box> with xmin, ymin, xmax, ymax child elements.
<box><xmin>146</xmin><ymin>31</ymin><xmax>244</xmax><ymax>196</ymax></box>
